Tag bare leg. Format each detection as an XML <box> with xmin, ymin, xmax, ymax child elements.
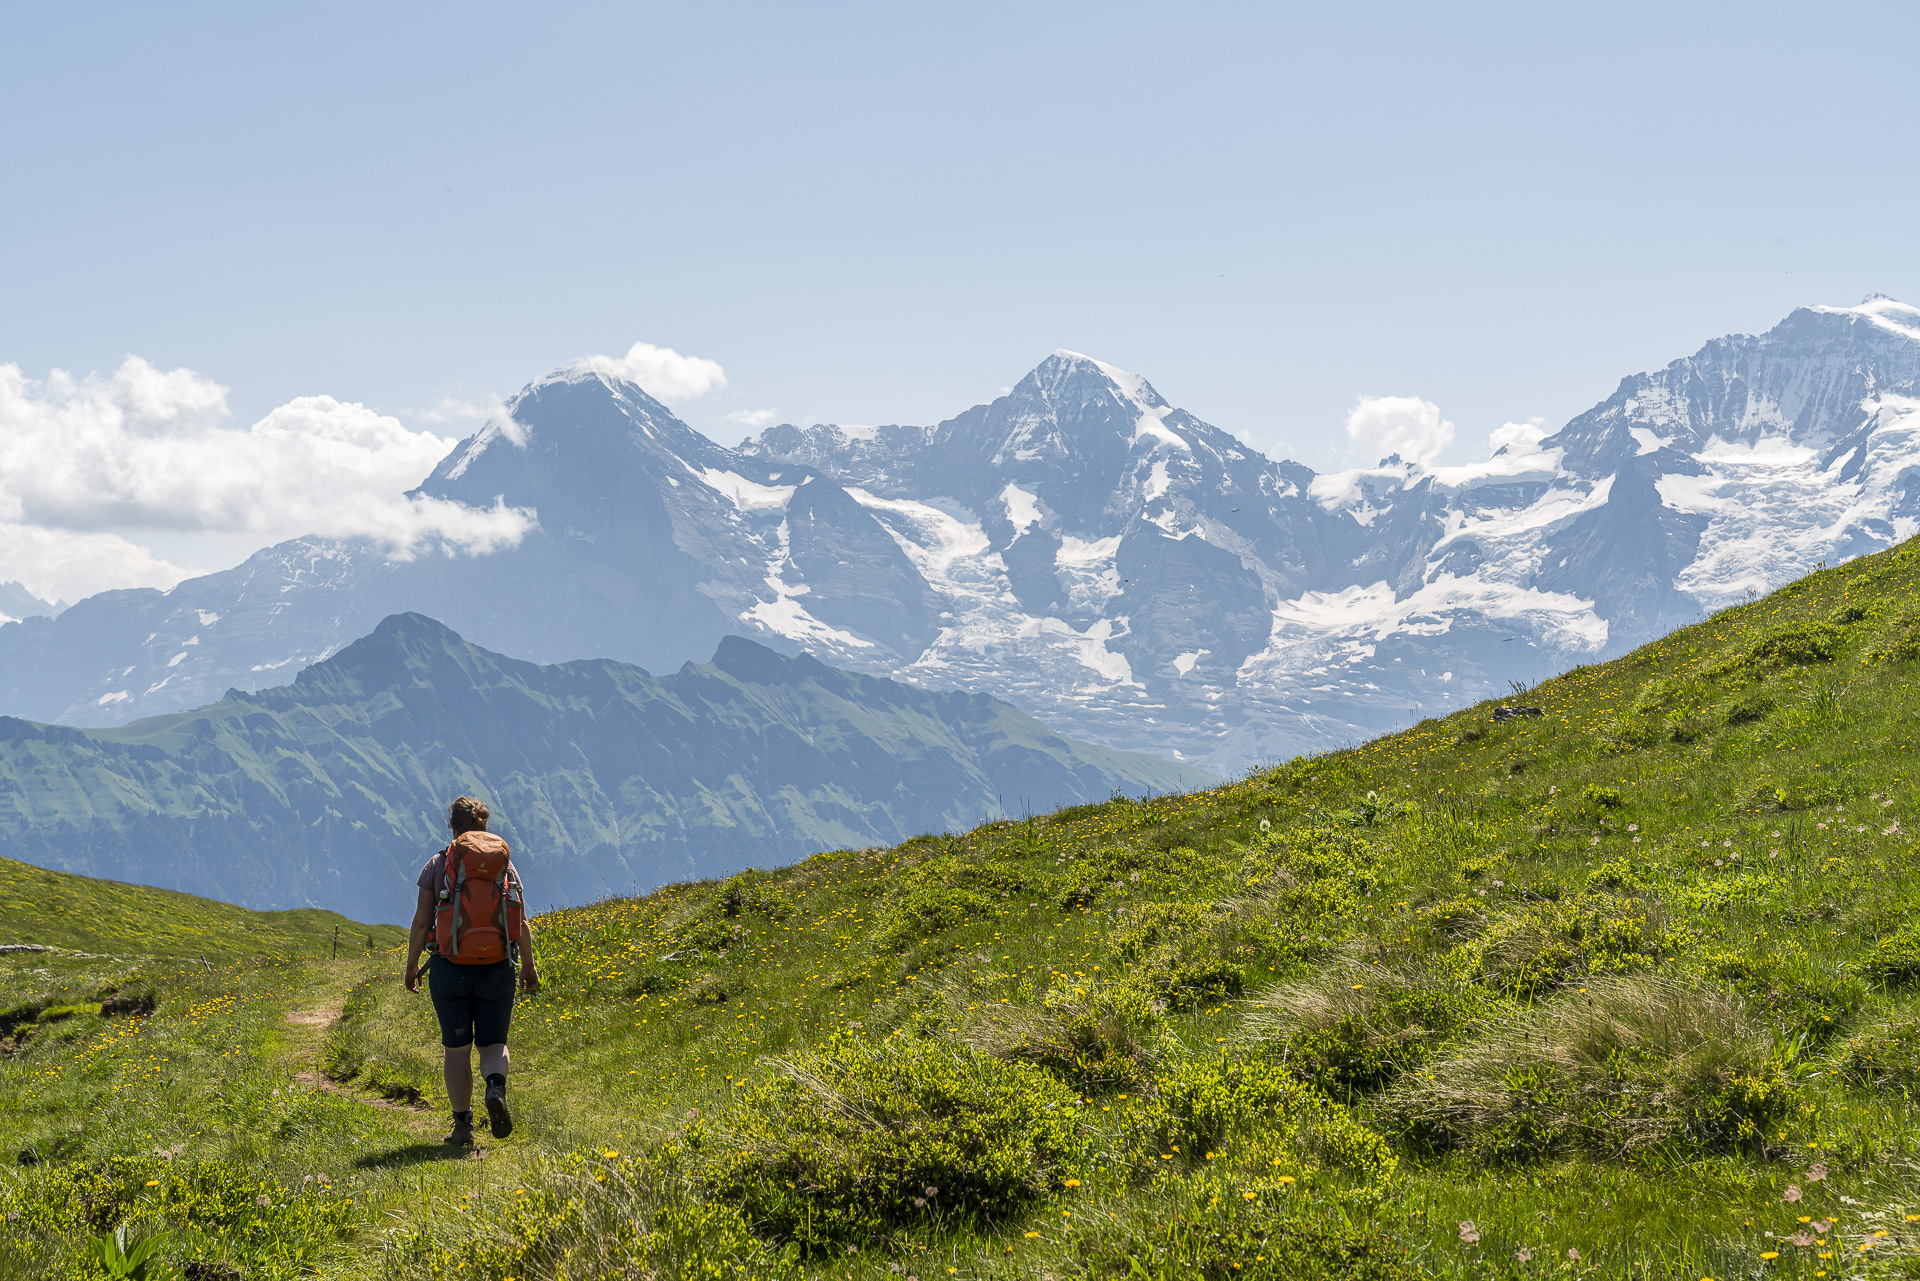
<box><xmin>443</xmin><ymin>1045</ymin><xmax>473</xmax><ymax>1112</ymax></box>
<box><xmin>477</xmin><ymin>1043</ymin><xmax>511</xmax><ymax>1079</ymax></box>
<box><xmin>477</xmin><ymin>1042</ymin><xmax>515</xmax><ymax>1137</ymax></box>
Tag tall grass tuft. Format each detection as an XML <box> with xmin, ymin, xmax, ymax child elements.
<box><xmin>1383</xmin><ymin>976</ymin><xmax>1791</xmax><ymax>1162</ymax></box>
<box><xmin>1242</xmin><ymin>959</ymin><xmax>1490</xmax><ymax>1095</ymax></box>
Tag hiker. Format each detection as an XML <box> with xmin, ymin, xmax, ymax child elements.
<box><xmin>404</xmin><ymin>795</ymin><xmax>540</xmax><ymax>1146</ymax></box>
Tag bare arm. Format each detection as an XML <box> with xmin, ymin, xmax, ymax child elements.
<box><xmin>404</xmin><ymin>885</ymin><xmax>435</xmax><ymax>993</ymax></box>
<box><xmin>517</xmin><ymin>914</ymin><xmax>540</xmax><ymax>994</ymax></box>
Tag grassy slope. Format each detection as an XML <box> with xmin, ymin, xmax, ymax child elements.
<box><xmin>8</xmin><ymin>545</ymin><xmax>1920</xmax><ymax>1278</ymax></box>
<box><xmin>0</xmin><ymin>854</ymin><xmax>408</xmax><ymax>957</ymax></box>
<box><xmin>0</xmin><ymin>616</ymin><xmax>1210</xmax><ymax>923</ymax></box>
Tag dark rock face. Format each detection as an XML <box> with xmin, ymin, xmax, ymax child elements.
<box><xmin>3</xmin><ymin>300</ymin><xmax>1919</xmax><ymax>772</ymax></box>
<box><xmin>783</xmin><ymin>477</ymin><xmax>943</xmax><ymax>660</ymax></box>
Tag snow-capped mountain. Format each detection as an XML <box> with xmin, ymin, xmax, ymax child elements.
<box><xmin>2</xmin><ymin>297</ymin><xmax>1916</xmax><ymax>771</ymax></box>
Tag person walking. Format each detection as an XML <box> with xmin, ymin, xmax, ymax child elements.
<box><xmin>404</xmin><ymin>796</ymin><xmax>539</xmax><ymax>1146</ymax></box>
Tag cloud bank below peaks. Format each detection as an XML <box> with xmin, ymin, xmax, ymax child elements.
<box><xmin>0</xmin><ymin>357</ymin><xmax>537</xmax><ymax>603</ymax></box>
<box><xmin>568</xmin><ymin>341</ymin><xmax>727</xmax><ymax>403</ymax></box>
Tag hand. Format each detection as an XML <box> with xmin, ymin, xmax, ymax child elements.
<box><xmin>520</xmin><ymin>963</ymin><xmax>540</xmax><ymax>995</ymax></box>
<box><xmin>405</xmin><ymin>963</ymin><xmax>421</xmax><ymax>994</ymax></box>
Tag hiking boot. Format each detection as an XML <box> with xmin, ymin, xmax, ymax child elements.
<box><xmin>444</xmin><ymin>1110</ymin><xmax>474</xmax><ymax>1146</ymax></box>
<box><xmin>483</xmin><ymin>1073</ymin><xmax>513</xmax><ymax>1139</ymax></box>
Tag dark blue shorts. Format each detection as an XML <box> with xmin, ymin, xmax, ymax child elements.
<box><xmin>426</xmin><ymin>955</ymin><xmax>515</xmax><ymax>1048</ymax></box>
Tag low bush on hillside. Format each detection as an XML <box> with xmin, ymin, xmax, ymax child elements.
<box><xmin>1143</xmin><ymin>1054</ymin><xmax>1397</xmax><ymax>1187</ymax></box>
<box><xmin>1244</xmin><ymin>962</ymin><xmax>1491</xmax><ymax>1095</ymax></box>
<box><xmin>1723</xmin><ymin>685</ymin><xmax>1776</xmax><ymax>725</ymax></box>
<box><xmin>1864</xmin><ymin>609</ymin><xmax>1920</xmax><ymax>664</ymax></box>
<box><xmin>1450</xmin><ymin>892</ymin><xmax>1671</xmax><ymax>1000</ymax></box>
<box><xmin>1598</xmin><ymin>715</ymin><xmax>1663</xmax><ymax>754</ymax></box>
<box><xmin>387</xmin><ymin>1146</ymin><xmax>797</xmax><ymax>1281</ymax></box>
<box><xmin>1698</xmin><ymin>950</ymin><xmax>1864</xmax><ymax>1045</ymax></box>
<box><xmin>1384</xmin><ymin>977</ymin><xmax>1791</xmax><ymax>1162</ymax></box>
<box><xmin>1712</xmin><ymin>620</ymin><xmax>1846</xmax><ymax>675</ymax></box>
<box><xmin>1860</xmin><ymin>926</ymin><xmax>1920</xmax><ymax>989</ymax></box>
<box><xmin>1105</xmin><ymin>901</ymin><xmax>1249</xmax><ymax>1009</ymax></box>
<box><xmin>1073</xmin><ymin>1172</ymin><xmax>1418</xmax><ymax>1281</ymax></box>
<box><xmin>1836</xmin><ymin>1018</ymin><xmax>1920</xmax><ymax>1091</ymax></box>
<box><xmin>877</xmin><ymin>884</ymin><xmax>999</xmax><ymax>948</ymax></box>
<box><xmin>702</xmin><ymin>1033</ymin><xmax>1088</xmax><ymax>1250</ymax></box>
<box><xmin>0</xmin><ymin>1155</ymin><xmax>358</xmax><ymax>1278</ymax></box>
<box><xmin>960</xmin><ymin>973</ymin><xmax>1164</xmax><ymax>1091</ymax></box>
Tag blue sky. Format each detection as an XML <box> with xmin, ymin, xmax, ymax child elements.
<box><xmin>1</xmin><ymin>1</ymin><xmax>1916</xmax><ymax>596</ymax></box>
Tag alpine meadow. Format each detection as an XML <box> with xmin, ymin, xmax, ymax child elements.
<box><xmin>7</xmin><ymin>539</ymin><xmax>1920</xmax><ymax>1279</ymax></box>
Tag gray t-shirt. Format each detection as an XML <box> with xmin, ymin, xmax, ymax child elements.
<box><xmin>418</xmin><ymin>848</ymin><xmax>525</xmax><ymax>897</ymax></box>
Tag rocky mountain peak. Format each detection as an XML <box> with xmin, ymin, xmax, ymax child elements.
<box><xmin>8</xmin><ymin>298</ymin><xmax>1920</xmax><ymax>775</ymax></box>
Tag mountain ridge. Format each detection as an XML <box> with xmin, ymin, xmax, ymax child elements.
<box><xmin>0</xmin><ymin>612</ymin><xmax>1207</xmax><ymax>921</ymax></box>
<box><xmin>2</xmin><ymin>297</ymin><xmax>1916</xmax><ymax>770</ymax></box>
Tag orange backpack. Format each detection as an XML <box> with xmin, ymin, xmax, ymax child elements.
<box><xmin>434</xmin><ymin>831</ymin><xmax>525</xmax><ymax>965</ymax></box>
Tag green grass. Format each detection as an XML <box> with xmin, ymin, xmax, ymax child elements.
<box><xmin>0</xmin><ymin>854</ymin><xmax>408</xmax><ymax>958</ymax></box>
<box><xmin>11</xmin><ymin>545</ymin><xmax>1920</xmax><ymax>1277</ymax></box>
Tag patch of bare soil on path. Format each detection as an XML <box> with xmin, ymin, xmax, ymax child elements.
<box><xmin>284</xmin><ymin>1005</ymin><xmax>341</xmax><ymax>1027</ymax></box>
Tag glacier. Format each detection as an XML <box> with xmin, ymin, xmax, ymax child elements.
<box><xmin>2</xmin><ymin>296</ymin><xmax>1916</xmax><ymax>773</ymax></box>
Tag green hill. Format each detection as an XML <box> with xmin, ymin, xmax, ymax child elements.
<box><xmin>0</xmin><ymin>613</ymin><xmax>1210</xmax><ymax>923</ymax></box>
<box><xmin>0</xmin><ymin>855</ymin><xmax>408</xmax><ymax>959</ymax></box>
<box><xmin>7</xmin><ymin>546</ymin><xmax>1920</xmax><ymax>1279</ymax></box>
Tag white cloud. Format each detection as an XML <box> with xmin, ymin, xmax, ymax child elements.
<box><xmin>414</xmin><ymin>393</ymin><xmax>507</xmax><ymax>425</ymax></box>
<box><xmin>572</xmin><ymin>341</ymin><xmax>727</xmax><ymax>402</ymax></box>
<box><xmin>0</xmin><ymin>357</ymin><xmax>538</xmax><ymax>603</ymax></box>
<box><xmin>1489</xmin><ymin>417</ymin><xmax>1548</xmax><ymax>455</ymax></box>
<box><xmin>726</xmin><ymin>407</ymin><xmax>779</xmax><ymax>429</ymax></box>
<box><xmin>0</xmin><ymin>523</ymin><xmax>196</xmax><ymax>603</ymax></box>
<box><xmin>1344</xmin><ymin>395</ymin><xmax>1455</xmax><ymax>465</ymax></box>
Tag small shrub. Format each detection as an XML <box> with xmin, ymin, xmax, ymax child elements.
<box><xmin>1861</xmin><ymin>927</ymin><xmax>1920</xmax><ymax>989</ymax></box>
<box><xmin>1458</xmin><ymin>853</ymin><xmax>1506</xmax><ymax>882</ymax></box>
<box><xmin>1244</xmin><ymin>962</ymin><xmax>1490</xmax><ymax>1095</ymax></box>
<box><xmin>961</xmin><ymin>976</ymin><xmax>1162</xmax><ymax>1091</ymax></box>
<box><xmin>1665</xmin><ymin>711</ymin><xmax>1714</xmax><ymax>743</ymax></box>
<box><xmin>670</xmin><ymin>914</ymin><xmax>739</xmax><ymax>953</ymax></box>
<box><xmin>1581</xmin><ymin>784</ymin><xmax>1623</xmax><ymax>809</ymax></box>
<box><xmin>877</xmin><ymin>885</ymin><xmax>997</xmax><ymax>948</ymax></box>
<box><xmin>1836</xmin><ymin>1019</ymin><xmax>1920</xmax><ymax>1091</ymax></box>
<box><xmin>1146</xmin><ymin>1054</ymin><xmax>1397</xmax><ymax>1186</ymax></box>
<box><xmin>621</xmin><ymin>964</ymin><xmax>687</xmax><ymax>997</ymax></box>
<box><xmin>704</xmin><ymin>1034</ymin><xmax>1087</xmax><ymax>1250</ymax></box>
<box><xmin>1723</xmin><ymin>687</ymin><xmax>1775</xmax><ymax>726</ymax></box>
<box><xmin>1074</xmin><ymin>1177</ymin><xmax>1417</xmax><ymax>1280</ymax></box>
<box><xmin>1584</xmin><ymin>857</ymin><xmax>1659</xmax><ymax>893</ymax></box>
<box><xmin>1699</xmin><ymin>951</ymin><xmax>1862</xmax><ymax>1045</ymax></box>
<box><xmin>1452</xmin><ymin>892</ymin><xmax>1669</xmax><ymax>1000</ymax></box>
<box><xmin>1384</xmin><ymin>977</ymin><xmax>1791</xmax><ymax>1162</ymax></box>
<box><xmin>385</xmin><ymin>1146</ymin><xmax>797</xmax><ymax>1281</ymax></box>
<box><xmin>716</xmin><ymin>872</ymin><xmax>797</xmax><ymax>923</ymax></box>
<box><xmin>1107</xmin><ymin>901</ymin><xmax>1247</xmax><ymax>1010</ymax></box>
<box><xmin>0</xmin><ymin>1156</ymin><xmax>358</xmax><ymax>1274</ymax></box>
<box><xmin>686</xmin><ymin>973</ymin><xmax>729</xmax><ymax>1005</ymax></box>
<box><xmin>1634</xmin><ymin>677</ymin><xmax>1709</xmax><ymax>716</ymax></box>
<box><xmin>1597</xmin><ymin>717</ymin><xmax>1660</xmax><ymax>753</ymax></box>
<box><xmin>1729</xmin><ymin>621</ymin><xmax>1845</xmax><ymax>670</ymax></box>
<box><xmin>1864</xmin><ymin>610</ymin><xmax>1920</xmax><ymax>665</ymax></box>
